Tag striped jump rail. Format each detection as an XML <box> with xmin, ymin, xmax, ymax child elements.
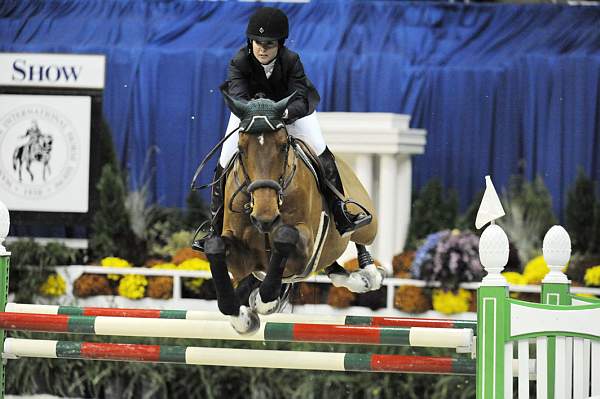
<box><xmin>6</xmin><ymin>303</ymin><xmax>477</xmax><ymax>331</ymax></box>
<box><xmin>3</xmin><ymin>338</ymin><xmax>476</xmax><ymax>375</ymax></box>
<box><xmin>0</xmin><ymin>312</ymin><xmax>473</xmax><ymax>350</ymax></box>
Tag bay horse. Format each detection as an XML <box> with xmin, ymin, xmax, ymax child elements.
<box><xmin>12</xmin><ymin>135</ymin><xmax>53</xmax><ymax>182</ymax></box>
<box><xmin>204</xmin><ymin>94</ymin><xmax>384</xmax><ymax>334</ymax></box>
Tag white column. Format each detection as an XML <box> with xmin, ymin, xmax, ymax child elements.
<box><xmin>394</xmin><ymin>154</ymin><xmax>411</xmax><ymax>254</ymax></box>
<box><xmin>376</xmin><ymin>154</ymin><xmax>397</xmax><ymax>275</ymax></box>
<box><xmin>354</xmin><ymin>154</ymin><xmax>374</xmax><ymax>197</ymax></box>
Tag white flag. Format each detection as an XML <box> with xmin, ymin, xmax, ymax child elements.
<box><xmin>475</xmin><ymin>176</ymin><xmax>505</xmax><ymax>229</ymax></box>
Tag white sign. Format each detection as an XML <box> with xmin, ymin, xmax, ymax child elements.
<box><xmin>0</xmin><ymin>53</ymin><xmax>105</xmax><ymax>89</ymax></box>
<box><xmin>0</xmin><ymin>95</ymin><xmax>91</xmax><ymax>213</ymax></box>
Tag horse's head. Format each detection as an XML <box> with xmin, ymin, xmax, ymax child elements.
<box><xmin>223</xmin><ymin>92</ymin><xmax>295</xmax><ymax>233</ymax></box>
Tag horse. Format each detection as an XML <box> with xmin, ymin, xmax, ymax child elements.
<box><xmin>12</xmin><ymin>135</ymin><xmax>53</xmax><ymax>182</ymax></box>
<box><xmin>204</xmin><ymin>94</ymin><xmax>384</xmax><ymax>334</ymax></box>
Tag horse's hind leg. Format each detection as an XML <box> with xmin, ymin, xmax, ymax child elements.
<box><xmin>249</xmin><ymin>224</ymin><xmax>299</xmax><ymax>315</ymax></box>
<box><xmin>43</xmin><ymin>162</ymin><xmax>51</xmax><ymax>181</ymax></box>
<box><xmin>235</xmin><ymin>274</ymin><xmax>261</xmax><ymax>306</ymax></box>
<box><xmin>326</xmin><ymin>244</ymin><xmax>384</xmax><ymax>293</ymax></box>
<box><xmin>204</xmin><ymin>236</ymin><xmax>259</xmax><ymax>334</ymax></box>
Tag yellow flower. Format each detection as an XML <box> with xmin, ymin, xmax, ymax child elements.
<box><xmin>151</xmin><ymin>263</ymin><xmax>178</xmax><ymax>270</ymax></box>
<box><xmin>178</xmin><ymin>258</ymin><xmax>211</xmax><ymax>294</ymax></box>
<box><xmin>40</xmin><ymin>273</ymin><xmax>66</xmax><ymax>297</ymax></box>
<box><xmin>523</xmin><ymin>256</ymin><xmax>549</xmax><ymax>285</ymax></box>
<box><xmin>432</xmin><ymin>289</ymin><xmax>472</xmax><ymax>315</ymax></box>
<box><xmin>177</xmin><ymin>258</ymin><xmax>211</xmax><ymax>272</ymax></box>
<box><xmin>575</xmin><ymin>293</ymin><xmax>597</xmax><ymax>299</ymax></box>
<box><xmin>502</xmin><ymin>272</ymin><xmax>528</xmax><ymax>286</ymax></box>
<box><xmin>101</xmin><ymin>257</ymin><xmax>132</xmax><ymax>281</ymax></box>
<box><xmin>117</xmin><ymin>274</ymin><xmax>147</xmax><ymax>299</ymax></box>
<box><xmin>584</xmin><ymin>265</ymin><xmax>600</xmax><ymax>287</ymax></box>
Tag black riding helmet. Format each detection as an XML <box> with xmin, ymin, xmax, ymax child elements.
<box><xmin>246</xmin><ymin>7</ymin><xmax>289</xmax><ymax>42</ymax></box>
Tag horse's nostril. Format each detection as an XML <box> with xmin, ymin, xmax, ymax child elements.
<box><xmin>251</xmin><ymin>214</ymin><xmax>280</xmax><ymax>233</ymax></box>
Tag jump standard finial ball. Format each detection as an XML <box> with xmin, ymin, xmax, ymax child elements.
<box><xmin>479</xmin><ymin>224</ymin><xmax>509</xmax><ymax>286</ymax></box>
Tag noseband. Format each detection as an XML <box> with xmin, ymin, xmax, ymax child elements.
<box><xmin>229</xmin><ymin>134</ymin><xmax>297</xmax><ymax>214</ymax></box>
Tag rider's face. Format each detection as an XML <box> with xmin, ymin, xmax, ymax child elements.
<box><xmin>252</xmin><ymin>40</ymin><xmax>278</xmax><ymax>65</ymax></box>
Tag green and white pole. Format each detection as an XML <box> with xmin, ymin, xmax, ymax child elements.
<box><xmin>476</xmin><ymin>223</ymin><xmax>510</xmax><ymax>399</ymax></box>
<box><xmin>0</xmin><ymin>199</ymin><xmax>11</xmax><ymax>399</ymax></box>
<box><xmin>3</xmin><ymin>338</ymin><xmax>476</xmax><ymax>375</ymax></box>
<box><xmin>540</xmin><ymin>225</ymin><xmax>572</xmax><ymax>399</ymax></box>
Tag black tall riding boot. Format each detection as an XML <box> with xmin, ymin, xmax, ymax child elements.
<box><xmin>318</xmin><ymin>147</ymin><xmax>372</xmax><ymax>237</ymax></box>
<box><xmin>192</xmin><ymin>165</ymin><xmax>225</xmax><ymax>252</ymax></box>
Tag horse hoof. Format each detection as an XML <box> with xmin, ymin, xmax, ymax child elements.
<box><xmin>332</xmin><ymin>264</ymin><xmax>385</xmax><ymax>293</ymax></box>
<box><xmin>230</xmin><ymin>306</ymin><xmax>260</xmax><ymax>335</ymax></box>
<box><xmin>329</xmin><ymin>272</ymin><xmax>350</xmax><ymax>288</ymax></box>
<box><xmin>363</xmin><ymin>264</ymin><xmax>385</xmax><ymax>291</ymax></box>
<box><xmin>249</xmin><ymin>288</ymin><xmax>280</xmax><ymax>315</ymax></box>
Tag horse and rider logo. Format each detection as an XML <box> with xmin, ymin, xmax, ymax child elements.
<box><xmin>0</xmin><ymin>104</ymin><xmax>80</xmax><ymax>200</ymax></box>
<box><xmin>12</xmin><ymin>120</ymin><xmax>53</xmax><ymax>182</ymax></box>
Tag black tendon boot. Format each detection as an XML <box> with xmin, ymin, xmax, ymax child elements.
<box><xmin>192</xmin><ymin>165</ymin><xmax>225</xmax><ymax>252</ymax></box>
<box><xmin>318</xmin><ymin>147</ymin><xmax>372</xmax><ymax>236</ymax></box>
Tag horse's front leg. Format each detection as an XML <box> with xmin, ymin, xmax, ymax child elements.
<box><xmin>250</xmin><ymin>224</ymin><xmax>301</xmax><ymax>315</ymax></box>
<box><xmin>26</xmin><ymin>161</ymin><xmax>34</xmax><ymax>181</ymax></box>
<box><xmin>204</xmin><ymin>236</ymin><xmax>259</xmax><ymax>334</ymax></box>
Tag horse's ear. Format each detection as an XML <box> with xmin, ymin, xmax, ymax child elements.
<box><xmin>274</xmin><ymin>91</ymin><xmax>296</xmax><ymax>116</ymax></box>
<box><xmin>220</xmin><ymin>87</ymin><xmax>249</xmax><ymax>119</ymax></box>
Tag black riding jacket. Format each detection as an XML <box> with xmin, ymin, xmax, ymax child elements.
<box><xmin>221</xmin><ymin>46</ymin><xmax>320</xmax><ymax>124</ymax></box>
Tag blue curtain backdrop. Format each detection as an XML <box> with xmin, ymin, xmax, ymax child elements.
<box><xmin>1</xmin><ymin>0</ymin><xmax>599</xmax><ymax>218</ymax></box>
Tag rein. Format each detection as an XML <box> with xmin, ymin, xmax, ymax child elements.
<box><xmin>190</xmin><ymin>125</ymin><xmax>241</xmax><ymax>191</ymax></box>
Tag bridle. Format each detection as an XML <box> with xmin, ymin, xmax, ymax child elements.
<box><xmin>229</xmin><ymin>130</ymin><xmax>298</xmax><ymax>215</ymax></box>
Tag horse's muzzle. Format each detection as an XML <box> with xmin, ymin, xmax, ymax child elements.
<box><xmin>250</xmin><ymin>214</ymin><xmax>281</xmax><ymax>234</ymax></box>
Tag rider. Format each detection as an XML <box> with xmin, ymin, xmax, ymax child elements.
<box><xmin>195</xmin><ymin>7</ymin><xmax>371</xmax><ymax>250</ymax></box>
<box><xmin>21</xmin><ymin>120</ymin><xmax>43</xmax><ymax>152</ymax></box>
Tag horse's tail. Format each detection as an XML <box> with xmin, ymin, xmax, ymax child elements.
<box><xmin>13</xmin><ymin>147</ymin><xmax>23</xmax><ymax>170</ymax></box>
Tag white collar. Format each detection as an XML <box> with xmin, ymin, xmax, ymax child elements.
<box><xmin>262</xmin><ymin>58</ymin><xmax>276</xmax><ymax>79</ymax></box>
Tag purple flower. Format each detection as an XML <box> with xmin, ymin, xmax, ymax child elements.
<box><xmin>417</xmin><ymin>230</ymin><xmax>484</xmax><ymax>291</ymax></box>
<box><xmin>411</xmin><ymin>230</ymin><xmax>450</xmax><ymax>278</ymax></box>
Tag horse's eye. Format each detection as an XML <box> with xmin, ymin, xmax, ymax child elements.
<box><xmin>280</xmin><ymin>145</ymin><xmax>287</xmax><ymax>153</ymax></box>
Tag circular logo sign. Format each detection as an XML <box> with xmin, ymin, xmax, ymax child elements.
<box><xmin>0</xmin><ymin>104</ymin><xmax>80</xmax><ymax>199</ymax></box>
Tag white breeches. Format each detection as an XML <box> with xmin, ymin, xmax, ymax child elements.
<box><xmin>218</xmin><ymin>111</ymin><xmax>326</xmax><ymax>167</ymax></box>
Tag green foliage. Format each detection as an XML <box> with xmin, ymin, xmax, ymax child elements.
<box><xmin>147</xmin><ymin>207</ymin><xmax>187</xmax><ymax>258</ymax></box>
<box><xmin>89</xmin><ymin>164</ymin><xmax>137</xmax><ymax>263</ymax></box>
<box><xmin>565</xmin><ymin>169</ymin><xmax>597</xmax><ymax>254</ymax></box>
<box><xmin>407</xmin><ymin>179</ymin><xmax>458</xmax><ymax>250</ymax></box>
<box><xmin>5</xmin><ymin>240</ymin><xmax>81</xmax><ymax>303</ymax></box>
<box><xmin>98</xmin><ymin>117</ymin><xmax>119</xmax><ymax>172</ymax></box>
<box><xmin>592</xmin><ymin>202</ymin><xmax>600</xmax><ymax>254</ymax></box>
<box><xmin>152</xmin><ymin>230</ymin><xmax>195</xmax><ymax>258</ymax></box>
<box><xmin>457</xmin><ymin>189</ymin><xmax>484</xmax><ymax>231</ymax></box>
<box><xmin>125</xmin><ymin>147</ymin><xmax>159</xmax><ymax>244</ymax></box>
<box><xmin>498</xmin><ymin>175</ymin><xmax>557</xmax><ymax>264</ymax></box>
<box><xmin>185</xmin><ymin>189</ymin><xmax>209</xmax><ymax>231</ymax></box>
